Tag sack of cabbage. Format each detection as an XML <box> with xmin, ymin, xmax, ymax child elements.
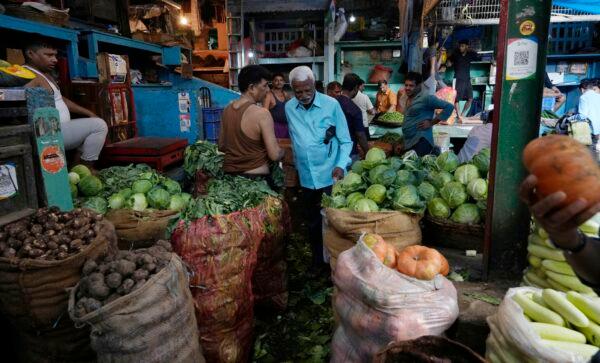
<box><xmin>322</xmin><ymin>147</ymin><xmax>490</xmax><ymax>225</ymax></box>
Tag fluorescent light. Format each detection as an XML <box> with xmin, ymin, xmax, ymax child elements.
<box><xmin>349</xmin><ymin>15</ymin><xmax>356</xmax><ymax>23</ymax></box>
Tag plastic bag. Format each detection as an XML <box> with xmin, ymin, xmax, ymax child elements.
<box><xmin>486</xmin><ymin>286</ymin><xmax>588</xmax><ymax>363</ymax></box>
<box><xmin>330</xmin><ymin>238</ymin><xmax>459</xmax><ymax>363</ymax></box>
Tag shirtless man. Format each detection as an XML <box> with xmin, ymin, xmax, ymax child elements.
<box><xmin>218</xmin><ymin>65</ymin><xmax>284</xmax><ymax>180</ymax></box>
<box><xmin>23</xmin><ymin>40</ymin><xmax>108</xmax><ymax>169</ymax></box>
<box><xmin>263</xmin><ymin>72</ymin><xmax>291</xmax><ymax>138</ymax></box>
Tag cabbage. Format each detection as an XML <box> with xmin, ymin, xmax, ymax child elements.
<box><xmin>427</xmin><ymin>197</ymin><xmax>451</xmax><ymax>219</ymax></box>
<box><xmin>402</xmin><ymin>150</ymin><xmax>419</xmax><ymax>163</ymax></box>
<box><xmin>369</xmin><ymin>165</ymin><xmax>396</xmax><ymax>186</ymax></box>
<box><xmin>351</xmin><ymin>160</ymin><xmax>365</xmax><ymax>174</ymax></box>
<box><xmin>346</xmin><ymin>192</ymin><xmax>364</xmax><ymax>208</ymax></box>
<box><xmin>362</xmin><ymin>148</ymin><xmax>387</xmax><ymax>169</ymax></box>
<box><xmin>436</xmin><ymin>151</ymin><xmax>459</xmax><ymax>172</ymax></box>
<box><xmin>454</xmin><ymin>164</ymin><xmax>480</xmax><ymax>185</ymax></box>
<box><xmin>71</xmin><ymin>164</ymin><xmax>92</xmax><ymax>179</ymax></box>
<box><xmin>128</xmin><ymin>193</ymin><xmax>148</xmax><ymax>211</ymax></box>
<box><xmin>168</xmin><ymin>194</ymin><xmax>187</xmax><ymax>212</ymax></box>
<box><xmin>395</xmin><ymin>170</ymin><xmax>416</xmax><ymax>186</ymax></box>
<box><xmin>147</xmin><ymin>187</ymin><xmax>171</xmax><ymax>209</ymax></box>
<box><xmin>365</xmin><ymin>184</ymin><xmax>387</xmax><ymax>204</ymax></box>
<box><xmin>69</xmin><ymin>183</ymin><xmax>78</xmax><ymax>199</ymax></box>
<box><xmin>132</xmin><ymin>179</ymin><xmax>153</xmax><ymax>194</ymax></box>
<box><xmin>467</xmin><ymin>178</ymin><xmax>488</xmax><ymax>201</ymax></box>
<box><xmin>68</xmin><ymin>172</ymin><xmax>80</xmax><ymax>185</ymax></box>
<box><xmin>118</xmin><ymin>188</ymin><xmax>133</xmax><ymax>200</ymax></box>
<box><xmin>388</xmin><ymin>157</ymin><xmax>403</xmax><ymax>171</ymax></box>
<box><xmin>421</xmin><ymin>154</ymin><xmax>438</xmax><ymax>170</ymax></box>
<box><xmin>473</xmin><ymin>148</ymin><xmax>491</xmax><ymax>173</ymax></box>
<box><xmin>161</xmin><ymin>179</ymin><xmax>182</xmax><ymax>195</ymax></box>
<box><xmin>352</xmin><ymin>198</ymin><xmax>379</xmax><ymax>212</ymax></box>
<box><xmin>83</xmin><ymin>197</ymin><xmax>108</xmax><ymax>215</ymax></box>
<box><xmin>332</xmin><ymin>182</ymin><xmax>344</xmax><ymax>196</ymax></box>
<box><xmin>451</xmin><ymin>204</ymin><xmax>481</xmax><ymax>224</ymax></box>
<box><xmin>417</xmin><ymin>182</ymin><xmax>438</xmax><ymax>201</ymax></box>
<box><xmin>340</xmin><ymin>171</ymin><xmax>365</xmax><ymax>193</ymax></box>
<box><xmin>392</xmin><ymin>185</ymin><xmax>425</xmax><ymax>214</ymax></box>
<box><xmin>180</xmin><ymin>193</ymin><xmax>192</xmax><ymax>204</ymax></box>
<box><xmin>79</xmin><ymin>175</ymin><xmax>103</xmax><ymax>197</ymax></box>
<box><xmin>322</xmin><ymin>194</ymin><xmax>347</xmax><ymax>209</ymax></box>
<box><xmin>440</xmin><ymin>181</ymin><xmax>468</xmax><ymax>209</ymax></box>
<box><xmin>108</xmin><ymin>194</ymin><xmax>126</xmax><ymax>209</ymax></box>
<box><xmin>429</xmin><ymin>170</ymin><xmax>454</xmax><ymax>190</ymax></box>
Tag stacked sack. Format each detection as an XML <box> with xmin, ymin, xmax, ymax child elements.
<box><xmin>330</xmin><ymin>234</ymin><xmax>459</xmax><ymax>362</ymax></box>
<box><xmin>487</xmin><ymin>287</ymin><xmax>600</xmax><ymax>362</ymax></box>
<box><xmin>522</xmin><ymin>220</ymin><xmax>598</xmax><ymax>296</ymax></box>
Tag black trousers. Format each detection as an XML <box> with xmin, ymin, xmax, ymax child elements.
<box><xmin>302</xmin><ymin>186</ymin><xmax>332</xmax><ymax>267</ymax></box>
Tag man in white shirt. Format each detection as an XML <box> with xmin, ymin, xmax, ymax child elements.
<box><xmin>458</xmin><ymin>108</ymin><xmax>494</xmax><ymax>164</ymax></box>
<box><xmin>579</xmin><ymin>78</ymin><xmax>600</xmax><ymax>150</ymax></box>
<box><xmin>352</xmin><ymin>79</ymin><xmax>375</xmax><ymax>134</ymax></box>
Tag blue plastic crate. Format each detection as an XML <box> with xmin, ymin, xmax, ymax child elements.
<box><xmin>542</xmin><ymin>97</ymin><xmax>556</xmax><ymax>111</ymax></box>
<box><xmin>202</xmin><ymin>107</ymin><xmax>223</xmax><ymax>142</ymax></box>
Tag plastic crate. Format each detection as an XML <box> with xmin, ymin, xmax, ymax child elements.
<box><xmin>542</xmin><ymin>97</ymin><xmax>556</xmax><ymax>111</ymax></box>
<box><xmin>202</xmin><ymin>107</ymin><xmax>223</xmax><ymax>143</ymax></box>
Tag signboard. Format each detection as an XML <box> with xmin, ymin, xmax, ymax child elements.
<box><xmin>505</xmin><ymin>37</ymin><xmax>538</xmax><ymax>81</ymax></box>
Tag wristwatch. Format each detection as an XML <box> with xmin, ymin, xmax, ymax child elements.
<box><xmin>552</xmin><ymin>230</ymin><xmax>587</xmax><ymax>254</ymax></box>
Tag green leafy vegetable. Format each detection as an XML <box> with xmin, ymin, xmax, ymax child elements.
<box><xmin>365</xmin><ymin>184</ymin><xmax>387</xmax><ymax>204</ymax></box>
<box><xmin>378</xmin><ymin>111</ymin><xmax>404</xmax><ymax>125</ymax></box>
<box><xmin>451</xmin><ymin>203</ymin><xmax>481</xmax><ymax>224</ymax></box>
<box><xmin>392</xmin><ymin>185</ymin><xmax>425</xmax><ymax>214</ymax></box>
<box><xmin>440</xmin><ymin>181</ymin><xmax>468</xmax><ymax>209</ymax></box>
<box><xmin>71</xmin><ymin>164</ymin><xmax>92</xmax><ymax>179</ymax></box>
<box><xmin>427</xmin><ymin>197</ymin><xmax>451</xmax><ymax>219</ymax></box>
<box><xmin>436</xmin><ymin>151</ymin><xmax>459</xmax><ymax>172</ymax></box>
<box><xmin>68</xmin><ymin>172</ymin><xmax>80</xmax><ymax>185</ymax></box>
<box><xmin>417</xmin><ymin>181</ymin><xmax>438</xmax><ymax>201</ymax></box>
<box><xmin>132</xmin><ymin>179</ymin><xmax>153</xmax><ymax>194</ymax></box>
<box><xmin>472</xmin><ymin>148</ymin><xmax>491</xmax><ymax>174</ymax></box>
<box><xmin>79</xmin><ymin>175</ymin><xmax>103</xmax><ymax>197</ymax></box>
<box><xmin>183</xmin><ymin>141</ymin><xmax>224</xmax><ymax>179</ymax></box>
<box><xmin>83</xmin><ymin>197</ymin><xmax>108</xmax><ymax>214</ymax></box>
<box><xmin>108</xmin><ymin>194</ymin><xmax>125</xmax><ymax>210</ymax></box>
<box><xmin>454</xmin><ymin>164</ymin><xmax>480</xmax><ymax>185</ymax></box>
<box><xmin>467</xmin><ymin>178</ymin><xmax>488</xmax><ymax>201</ymax></box>
<box><xmin>362</xmin><ymin>148</ymin><xmax>387</xmax><ymax>169</ymax></box>
<box><xmin>352</xmin><ymin>198</ymin><xmax>379</xmax><ymax>212</ymax></box>
<box><xmin>147</xmin><ymin>187</ymin><xmax>171</xmax><ymax>209</ymax></box>
<box><xmin>128</xmin><ymin>193</ymin><xmax>148</xmax><ymax>212</ymax></box>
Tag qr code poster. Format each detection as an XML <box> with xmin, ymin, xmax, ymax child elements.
<box><xmin>506</xmin><ymin>37</ymin><xmax>538</xmax><ymax>81</ymax></box>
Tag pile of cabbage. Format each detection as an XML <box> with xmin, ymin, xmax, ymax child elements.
<box><xmin>322</xmin><ymin>147</ymin><xmax>491</xmax><ymax>225</ymax></box>
<box><xmin>68</xmin><ymin>164</ymin><xmax>190</xmax><ymax>215</ymax></box>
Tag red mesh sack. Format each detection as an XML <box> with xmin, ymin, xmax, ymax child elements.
<box><xmin>171</xmin><ymin>207</ymin><xmax>265</xmax><ymax>363</ymax></box>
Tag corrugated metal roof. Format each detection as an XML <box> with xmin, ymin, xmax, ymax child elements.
<box><xmin>230</xmin><ymin>0</ymin><xmax>330</xmax><ymax>13</ymax></box>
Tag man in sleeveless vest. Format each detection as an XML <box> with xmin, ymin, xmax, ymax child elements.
<box><xmin>23</xmin><ymin>40</ymin><xmax>108</xmax><ymax>170</ymax></box>
<box><xmin>218</xmin><ymin>65</ymin><xmax>284</xmax><ymax>181</ymax></box>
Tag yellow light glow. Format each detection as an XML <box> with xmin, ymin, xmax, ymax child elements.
<box><xmin>179</xmin><ymin>16</ymin><xmax>189</xmax><ymax>26</ymax></box>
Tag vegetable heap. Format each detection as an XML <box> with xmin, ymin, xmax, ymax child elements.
<box><xmin>0</xmin><ymin>207</ymin><xmax>103</xmax><ymax>260</ymax></box>
<box><xmin>378</xmin><ymin>132</ymin><xmax>403</xmax><ymax>145</ymax></box>
<box><xmin>178</xmin><ymin>175</ymin><xmax>277</xmax><ymax>221</ymax></box>
<box><xmin>69</xmin><ymin>164</ymin><xmax>191</xmax><ymax>215</ymax></box>
<box><xmin>73</xmin><ymin>240</ymin><xmax>172</xmax><ymax>317</ymax></box>
<box><xmin>322</xmin><ymin>147</ymin><xmax>490</xmax><ymax>224</ymax></box>
<box><xmin>378</xmin><ymin>112</ymin><xmax>404</xmax><ymax>125</ymax></box>
<box><xmin>523</xmin><ymin>220</ymin><xmax>599</xmax><ymax>295</ymax></box>
<box><xmin>512</xmin><ymin>289</ymin><xmax>600</xmax><ymax>359</ymax></box>
<box><xmin>183</xmin><ymin>140</ymin><xmax>225</xmax><ymax>179</ymax></box>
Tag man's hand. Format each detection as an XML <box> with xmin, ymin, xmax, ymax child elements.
<box><xmin>417</xmin><ymin>120</ymin><xmax>434</xmax><ymax>130</ymax></box>
<box><xmin>519</xmin><ymin>175</ymin><xmax>600</xmax><ymax>248</ymax></box>
<box><xmin>332</xmin><ymin>167</ymin><xmax>344</xmax><ymax>182</ymax></box>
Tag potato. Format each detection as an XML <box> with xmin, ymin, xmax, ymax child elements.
<box><xmin>88</xmin><ymin>280</ymin><xmax>110</xmax><ymax>299</ymax></box>
<box><xmin>133</xmin><ymin>269</ymin><xmax>149</xmax><ymax>281</ymax></box>
<box><xmin>105</xmin><ymin>272</ymin><xmax>122</xmax><ymax>289</ymax></box>
<box><xmin>115</xmin><ymin>260</ymin><xmax>136</xmax><ymax>277</ymax></box>
<box><xmin>83</xmin><ymin>298</ymin><xmax>102</xmax><ymax>314</ymax></box>
<box><xmin>117</xmin><ymin>278</ymin><xmax>135</xmax><ymax>295</ymax></box>
<box><xmin>83</xmin><ymin>260</ymin><xmax>98</xmax><ymax>275</ymax></box>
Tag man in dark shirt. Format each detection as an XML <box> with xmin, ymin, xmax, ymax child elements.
<box><xmin>335</xmin><ymin>73</ymin><xmax>369</xmax><ymax>160</ymax></box>
<box><xmin>447</xmin><ymin>40</ymin><xmax>480</xmax><ymax>117</ymax></box>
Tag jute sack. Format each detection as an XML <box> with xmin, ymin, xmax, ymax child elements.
<box><xmin>105</xmin><ymin>209</ymin><xmax>178</xmax><ymax>249</ymax></box>
<box><xmin>68</xmin><ymin>253</ymin><xmax>204</xmax><ymax>363</ymax></box>
<box><xmin>324</xmin><ymin>208</ymin><xmax>422</xmax><ymax>270</ymax></box>
<box><xmin>0</xmin><ymin>220</ymin><xmax>117</xmax><ymax>362</ymax></box>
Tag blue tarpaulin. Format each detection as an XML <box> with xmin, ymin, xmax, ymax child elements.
<box><xmin>553</xmin><ymin>0</ymin><xmax>600</xmax><ymax>15</ymax></box>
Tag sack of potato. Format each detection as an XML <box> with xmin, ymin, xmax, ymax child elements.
<box><xmin>0</xmin><ymin>207</ymin><xmax>117</xmax><ymax>362</ymax></box>
<box><xmin>68</xmin><ymin>241</ymin><xmax>204</xmax><ymax>363</ymax></box>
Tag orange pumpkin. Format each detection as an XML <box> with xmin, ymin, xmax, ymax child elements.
<box><xmin>396</xmin><ymin>245</ymin><xmax>449</xmax><ymax>280</ymax></box>
<box><xmin>363</xmin><ymin>233</ymin><xmax>397</xmax><ymax>268</ymax></box>
<box><xmin>523</xmin><ymin>135</ymin><xmax>600</xmax><ymax>208</ymax></box>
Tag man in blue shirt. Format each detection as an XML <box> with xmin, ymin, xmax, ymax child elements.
<box><xmin>335</xmin><ymin>73</ymin><xmax>369</xmax><ymax>160</ymax></box>
<box><xmin>402</xmin><ymin>72</ymin><xmax>455</xmax><ymax>156</ymax></box>
<box><xmin>285</xmin><ymin>66</ymin><xmax>353</xmax><ymax>270</ymax></box>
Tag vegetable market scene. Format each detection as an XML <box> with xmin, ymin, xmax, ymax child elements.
<box><xmin>1</xmin><ymin>0</ymin><xmax>600</xmax><ymax>362</ymax></box>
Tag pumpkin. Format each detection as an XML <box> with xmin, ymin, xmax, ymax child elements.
<box><xmin>523</xmin><ymin>135</ymin><xmax>600</xmax><ymax>208</ymax></box>
<box><xmin>396</xmin><ymin>245</ymin><xmax>449</xmax><ymax>280</ymax></box>
<box><xmin>363</xmin><ymin>233</ymin><xmax>397</xmax><ymax>268</ymax></box>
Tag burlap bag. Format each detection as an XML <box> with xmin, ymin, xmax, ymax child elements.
<box><xmin>68</xmin><ymin>253</ymin><xmax>203</xmax><ymax>363</ymax></box>
<box><xmin>0</xmin><ymin>220</ymin><xmax>117</xmax><ymax>363</ymax></box>
<box><xmin>324</xmin><ymin>208</ymin><xmax>422</xmax><ymax>270</ymax></box>
<box><xmin>171</xmin><ymin>207</ymin><xmax>265</xmax><ymax>363</ymax></box>
<box><xmin>253</xmin><ymin>196</ymin><xmax>290</xmax><ymax>310</ymax></box>
<box><xmin>105</xmin><ymin>209</ymin><xmax>178</xmax><ymax>249</ymax></box>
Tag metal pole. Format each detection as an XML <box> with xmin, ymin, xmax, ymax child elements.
<box><xmin>240</xmin><ymin>0</ymin><xmax>245</xmax><ymax>67</ymax></box>
<box><xmin>483</xmin><ymin>0</ymin><xmax>553</xmax><ymax>279</ymax></box>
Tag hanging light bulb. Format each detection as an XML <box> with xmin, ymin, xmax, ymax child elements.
<box><xmin>179</xmin><ymin>16</ymin><xmax>189</xmax><ymax>26</ymax></box>
<box><xmin>349</xmin><ymin>15</ymin><xmax>356</xmax><ymax>23</ymax></box>
<box><xmin>248</xmin><ymin>50</ymin><xmax>255</xmax><ymax>58</ymax></box>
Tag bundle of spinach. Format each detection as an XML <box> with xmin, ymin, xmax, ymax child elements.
<box><xmin>179</xmin><ymin>176</ymin><xmax>277</xmax><ymax>220</ymax></box>
<box><xmin>98</xmin><ymin>164</ymin><xmax>152</xmax><ymax>198</ymax></box>
<box><xmin>183</xmin><ymin>141</ymin><xmax>224</xmax><ymax>179</ymax></box>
